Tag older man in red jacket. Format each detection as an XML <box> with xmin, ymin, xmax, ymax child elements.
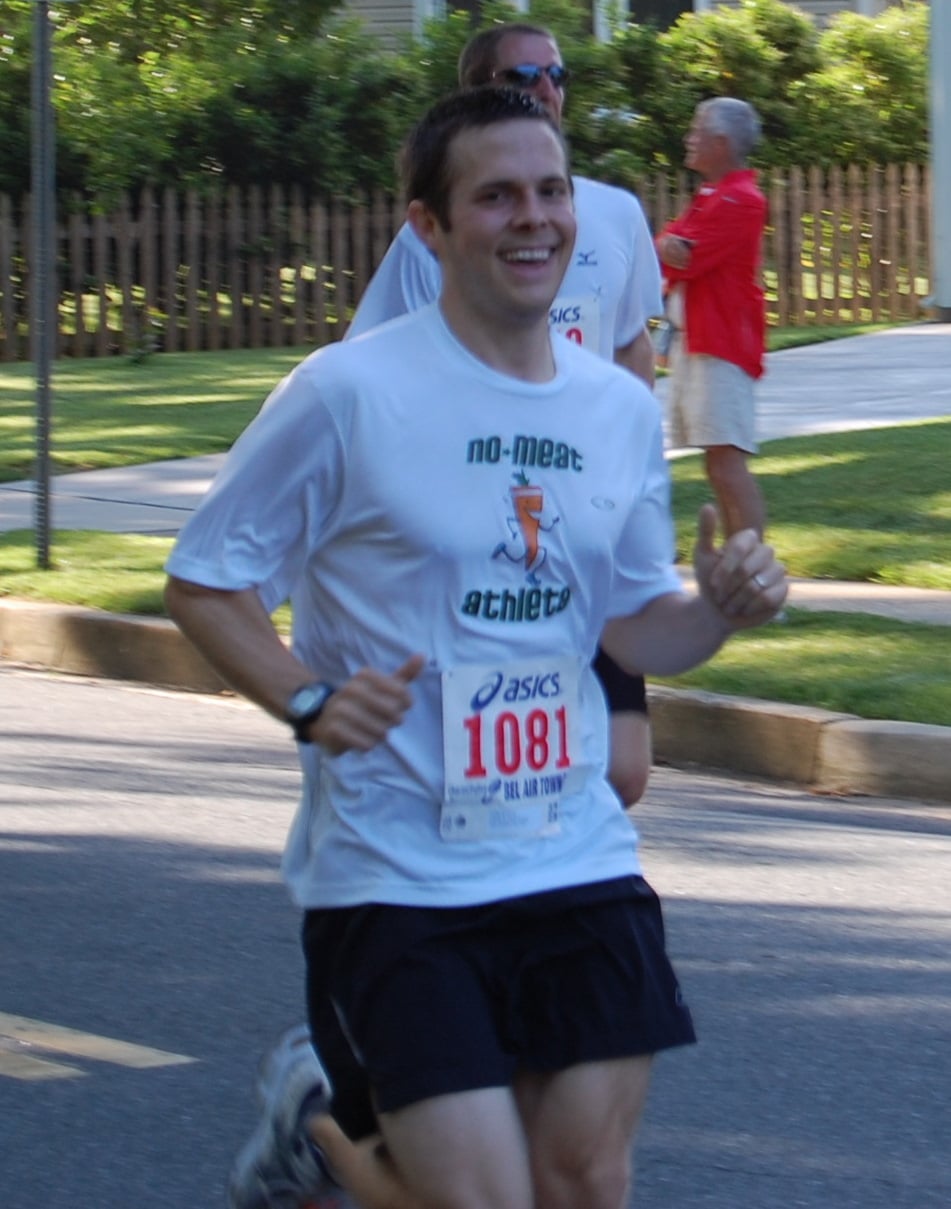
<box><xmin>656</xmin><ymin>97</ymin><xmax>767</xmax><ymax>538</ymax></box>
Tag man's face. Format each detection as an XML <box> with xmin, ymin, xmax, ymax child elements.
<box><xmin>490</xmin><ymin>32</ymin><xmax>566</xmax><ymax>127</ymax></box>
<box><xmin>411</xmin><ymin>118</ymin><xmax>575</xmax><ymax>334</ymax></box>
<box><xmin>684</xmin><ymin>110</ymin><xmax>725</xmax><ymax>180</ymax></box>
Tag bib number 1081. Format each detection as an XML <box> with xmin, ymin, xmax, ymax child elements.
<box><xmin>461</xmin><ymin>706</ymin><xmax>572</xmax><ymax>778</ymax></box>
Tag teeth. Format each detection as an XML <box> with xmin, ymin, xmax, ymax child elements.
<box><xmin>503</xmin><ymin>249</ymin><xmax>551</xmax><ymax>262</ymax></box>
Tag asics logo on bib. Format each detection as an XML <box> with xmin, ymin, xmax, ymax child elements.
<box><xmin>470</xmin><ymin>671</ymin><xmax>563</xmax><ymax>713</ymax></box>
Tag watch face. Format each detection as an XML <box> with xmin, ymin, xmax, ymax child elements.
<box><xmin>286</xmin><ymin>683</ymin><xmax>334</xmax><ymax>744</ymax></box>
<box><xmin>288</xmin><ymin>683</ymin><xmax>331</xmax><ymax>720</ymax></box>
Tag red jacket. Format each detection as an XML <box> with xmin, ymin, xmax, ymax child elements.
<box><xmin>656</xmin><ymin>169</ymin><xmax>766</xmax><ymax>379</ymax></box>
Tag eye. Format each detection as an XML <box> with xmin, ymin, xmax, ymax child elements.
<box><xmin>477</xmin><ymin>186</ymin><xmax>510</xmax><ymax>204</ymax></box>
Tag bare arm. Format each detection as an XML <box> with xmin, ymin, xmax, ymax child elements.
<box><xmin>601</xmin><ymin>505</ymin><xmax>787</xmax><ymax>677</ymax></box>
<box><xmin>164</xmin><ymin>577</ymin><xmax>424</xmax><ymax>752</ymax></box>
<box><xmin>614</xmin><ymin>325</ymin><xmax>656</xmax><ymax>389</ymax></box>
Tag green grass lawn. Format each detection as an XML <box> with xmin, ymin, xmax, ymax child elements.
<box><xmin>2</xmin><ymin>325</ymin><xmax>949</xmax><ymax>727</ymax></box>
<box><xmin>654</xmin><ymin>608</ymin><xmax>951</xmax><ymax>727</ymax></box>
<box><xmin>669</xmin><ymin>419</ymin><xmax>951</xmax><ymax>591</ymax></box>
<box><xmin>0</xmin><ymin>323</ymin><xmax>897</xmax><ymax>482</ymax></box>
<box><xmin>0</xmin><ymin>346</ymin><xmax>312</xmax><ymax>482</ymax></box>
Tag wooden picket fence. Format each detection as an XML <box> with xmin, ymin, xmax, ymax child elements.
<box><xmin>0</xmin><ymin>163</ymin><xmax>932</xmax><ymax>361</ymax></box>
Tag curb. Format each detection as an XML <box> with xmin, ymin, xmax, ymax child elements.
<box><xmin>0</xmin><ymin>599</ymin><xmax>225</xmax><ymax>696</ymax></box>
<box><xmin>647</xmin><ymin>686</ymin><xmax>951</xmax><ymax>805</ymax></box>
<box><xmin>3</xmin><ymin>599</ymin><xmax>951</xmax><ymax>807</ymax></box>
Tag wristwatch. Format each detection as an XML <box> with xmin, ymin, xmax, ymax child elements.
<box><xmin>284</xmin><ymin>682</ymin><xmax>335</xmax><ymax>743</ymax></box>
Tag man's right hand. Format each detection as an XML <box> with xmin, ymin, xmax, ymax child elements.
<box><xmin>311</xmin><ymin>655</ymin><xmax>426</xmax><ymax>754</ymax></box>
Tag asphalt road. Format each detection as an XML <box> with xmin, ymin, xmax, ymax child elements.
<box><xmin>2</xmin><ymin>665</ymin><xmax>949</xmax><ymax>1209</ymax></box>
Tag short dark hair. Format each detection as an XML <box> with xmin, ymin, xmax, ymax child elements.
<box><xmin>457</xmin><ymin>22</ymin><xmax>559</xmax><ymax>88</ymax></box>
<box><xmin>400</xmin><ymin>87</ymin><xmax>567</xmax><ymax>230</ymax></box>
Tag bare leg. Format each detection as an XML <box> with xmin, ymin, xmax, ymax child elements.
<box><xmin>308</xmin><ymin>1116</ymin><xmax>416</xmax><ymax>1209</ymax></box>
<box><xmin>309</xmin><ymin>1086</ymin><xmax>533</xmax><ymax>1209</ymax></box>
<box><xmin>308</xmin><ymin>1056</ymin><xmax>652</xmax><ymax>1209</ymax></box>
<box><xmin>515</xmin><ymin>1056</ymin><xmax>654</xmax><ymax>1209</ymax></box>
<box><xmin>704</xmin><ymin>444</ymin><xmax>766</xmax><ymax>538</ymax></box>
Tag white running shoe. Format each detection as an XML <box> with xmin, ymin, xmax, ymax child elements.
<box><xmin>228</xmin><ymin>1025</ymin><xmax>352</xmax><ymax>1209</ymax></box>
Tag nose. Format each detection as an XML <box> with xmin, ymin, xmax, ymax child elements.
<box><xmin>532</xmin><ymin>72</ymin><xmax>563</xmax><ymax>121</ymax></box>
<box><xmin>513</xmin><ymin>187</ymin><xmax>548</xmax><ymax>227</ymax></box>
<box><xmin>534</xmin><ymin>72</ymin><xmax>559</xmax><ymax>105</ymax></box>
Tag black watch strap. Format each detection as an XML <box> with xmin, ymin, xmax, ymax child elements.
<box><xmin>284</xmin><ymin>682</ymin><xmax>335</xmax><ymax>744</ymax></box>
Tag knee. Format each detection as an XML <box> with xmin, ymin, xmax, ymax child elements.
<box><xmin>704</xmin><ymin>445</ymin><xmax>747</xmax><ymax>491</ymax></box>
<box><xmin>534</xmin><ymin>1147</ymin><xmax>631</xmax><ymax>1209</ymax></box>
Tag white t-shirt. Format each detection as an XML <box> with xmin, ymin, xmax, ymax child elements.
<box><xmin>347</xmin><ymin>176</ymin><xmax>663</xmax><ymax>360</ymax></box>
<box><xmin>166</xmin><ymin>306</ymin><xmax>681</xmax><ymax>910</ymax></box>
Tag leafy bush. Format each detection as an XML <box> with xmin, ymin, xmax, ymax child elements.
<box><xmin>0</xmin><ymin>0</ymin><xmax>931</xmax><ymax>204</ymax></box>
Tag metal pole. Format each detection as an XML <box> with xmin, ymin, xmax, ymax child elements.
<box><xmin>30</xmin><ymin>0</ymin><xmax>54</xmax><ymax>569</ymax></box>
<box><xmin>931</xmin><ymin>0</ymin><xmax>951</xmax><ymax>321</ymax></box>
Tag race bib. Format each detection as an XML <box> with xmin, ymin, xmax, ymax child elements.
<box><xmin>440</xmin><ymin>656</ymin><xmax>584</xmax><ymax>842</ymax></box>
<box><xmin>549</xmin><ymin>295</ymin><xmax>600</xmax><ymax>351</ymax></box>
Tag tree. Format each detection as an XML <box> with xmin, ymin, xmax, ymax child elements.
<box><xmin>789</xmin><ymin>2</ymin><xmax>929</xmax><ymax>166</ymax></box>
<box><xmin>0</xmin><ymin>0</ymin><xmax>931</xmax><ymax>203</ymax></box>
<box><xmin>52</xmin><ymin>0</ymin><xmax>338</xmax><ymax>61</ymax></box>
<box><xmin>0</xmin><ymin>4</ymin><xmax>31</xmax><ymax>196</ymax></box>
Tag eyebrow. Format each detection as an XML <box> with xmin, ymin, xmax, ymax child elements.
<box><xmin>473</xmin><ymin>172</ymin><xmax>571</xmax><ymax>192</ymax></box>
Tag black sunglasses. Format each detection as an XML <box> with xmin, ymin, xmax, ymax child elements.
<box><xmin>491</xmin><ymin>64</ymin><xmax>570</xmax><ymax>90</ymax></box>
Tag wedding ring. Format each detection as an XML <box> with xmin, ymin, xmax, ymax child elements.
<box><xmin>752</xmin><ymin>573</ymin><xmax>767</xmax><ymax>590</ymax></box>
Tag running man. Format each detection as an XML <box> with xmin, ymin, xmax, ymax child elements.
<box><xmin>165</xmin><ymin>88</ymin><xmax>787</xmax><ymax>1209</ymax></box>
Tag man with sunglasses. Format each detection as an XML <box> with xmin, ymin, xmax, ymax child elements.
<box><xmin>348</xmin><ymin>22</ymin><xmax>664</xmax><ymax>816</ymax></box>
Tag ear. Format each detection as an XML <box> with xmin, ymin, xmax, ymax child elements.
<box><xmin>407</xmin><ymin>199</ymin><xmax>442</xmax><ymax>255</ymax></box>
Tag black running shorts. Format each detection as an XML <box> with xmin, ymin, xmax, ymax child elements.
<box><xmin>302</xmin><ymin>875</ymin><xmax>694</xmax><ymax>1133</ymax></box>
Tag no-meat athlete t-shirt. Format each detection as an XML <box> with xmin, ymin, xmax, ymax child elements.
<box><xmin>166</xmin><ymin>304</ymin><xmax>681</xmax><ymax>909</ymax></box>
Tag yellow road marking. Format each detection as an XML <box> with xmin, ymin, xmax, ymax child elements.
<box><xmin>0</xmin><ymin>1047</ymin><xmax>84</xmax><ymax>1081</ymax></box>
<box><xmin>0</xmin><ymin>1012</ymin><xmax>196</xmax><ymax>1081</ymax></box>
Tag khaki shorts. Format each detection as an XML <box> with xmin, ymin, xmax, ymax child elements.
<box><xmin>667</xmin><ymin>336</ymin><xmax>758</xmax><ymax>453</ymax></box>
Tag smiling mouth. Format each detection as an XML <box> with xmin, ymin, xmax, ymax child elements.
<box><xmin>501</xmin><ymin>248</ymin><xmax>557</xmax><ymax>263</ymax></box>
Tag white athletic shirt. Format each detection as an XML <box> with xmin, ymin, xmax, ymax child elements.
<box><xmin>166</xmin><ymin>306</ymin><xmax>681</xmax><ymax>910</ymax></box>
<box><xmin>347</xmin><ymin>176</ymin><xmax>663</xmax><ymax>360</ymax></box>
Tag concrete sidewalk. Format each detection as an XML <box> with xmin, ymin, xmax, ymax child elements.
<box><xmin>2</xmin><ymin>322</ymin><xmax>950</xmax><ymax>803</ymax></box>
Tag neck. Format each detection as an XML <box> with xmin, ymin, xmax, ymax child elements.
<box><xmin>439</xmin><ymin>297</ymin><xmax>556</xmax><ymax>383</ymax></box>
<box><xmin>705</xmin><ymin>160</ymin><xmax>745</xmax><ymax>185</ymax></box>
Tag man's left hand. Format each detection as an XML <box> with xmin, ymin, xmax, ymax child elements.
<box><xmin>693</xmin><ymin>504</ymin><xmax>788</xmax><ymax>627</ymax></box>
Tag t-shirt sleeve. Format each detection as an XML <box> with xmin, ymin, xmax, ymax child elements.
<box><xmin>613</xmin><ymin>195</ymin><xmax>664</xmax><ymax>350</ymax></box>
<box><xmin>345</xmin><ymin>224</ymin><xmax>441</xmax><ymax>339</ymax></box>
<box><xmin>164</xmin><ymin>359</ymin><xmax>346</xmax><ymax>613</ymax></box>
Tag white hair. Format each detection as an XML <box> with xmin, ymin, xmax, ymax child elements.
<box><xmin>697</xmin><ymin>97</ymin><xmax>761</xmax><ymax>161</ymax></box>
